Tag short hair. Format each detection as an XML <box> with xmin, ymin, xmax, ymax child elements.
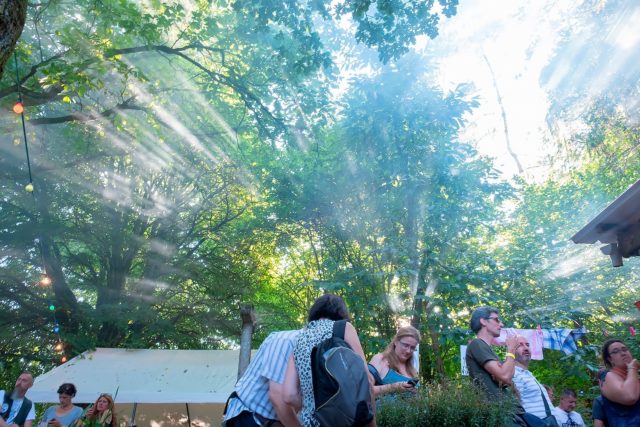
<box><xmin>308</xmin><ymin>294</ymin><xmax>350</xmax><ymax>322</ymax></box>
<box><xmin>560</xmin><ymin>388</ymin><xmax>576</xmax><ymax>399</ymax></box>
<box><xmin>469</xmin><ymin>306</ymin><xmax>498</xmax><ymax>333</ymax></box>
<box><xmin>20</xmin><ymin>371</ymin><xmax>34</xmax><ymax>385</ymax></box>
<box><xmin>602</xmin><ymin>339</ymin><xmax>625</xmax><ymax>368</ymax></box>
<box><xmin>57</xmin><ymin>383</ymin><xmax>77</xmax><ymax>396</ymax></box>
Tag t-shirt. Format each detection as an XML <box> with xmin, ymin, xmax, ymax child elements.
<box><xmin>552</xmin><ymin>407</ymin><xmax>585</xmax><ymax>427</ymax></box>
<box><xmin>40</xmin><ymin>406</ymin><xmax>84</xmax><ymax>427</ymax></box>
<box><xmin>512</xmin><ymin>366</ymin><xmax>553</xmax><ymax>418</ymax></box>
<box><xmin>592</xmin><ymin>396</ymin><xmax>606</xmax><ymax>423</ymax></box>
<box><xmin>465</xmin><ymin>338</ymin><xmax>505</xmax><ymax>399</ymax></box>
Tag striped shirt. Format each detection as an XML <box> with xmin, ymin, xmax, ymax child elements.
<box><xmin>512</xmin><ymin>366</ymin><xmax>553</xmax><ymax>418</ymax></box>
<box><xmin>224</xmin><ymin>330</ymin><xmax>300</xmax><ymax>423</ymax></box>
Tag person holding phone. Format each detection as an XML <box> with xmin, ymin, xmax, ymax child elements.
<box><xmin>39</xmin><ymin>384</ymin><xmax>82</xmax><ymax>427</ymax></box>
<box><xmin>368</xmin><ymin>326</ymin><xmax>421</xmax><ymax>397</ymax></box>
<box><xmin>74</xmin><ymin>394</ymin><xmax>117</xmax><ymax>427</ymax></box>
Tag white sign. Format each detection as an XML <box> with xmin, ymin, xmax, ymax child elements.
<box><xmin>460</xmin><ymin>345</ymin><xmax>468</xmax><ymax>376</ymax></box>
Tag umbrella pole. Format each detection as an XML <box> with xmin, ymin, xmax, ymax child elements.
<box><xmin>185</xmin><ymin>403</ymin><xmax>192</xmax><ymax>427</ymax></box>
<box><xmin>129</xmin><ymin>402</ymin><xmax>138</xmax><ymax>427</ymax></box>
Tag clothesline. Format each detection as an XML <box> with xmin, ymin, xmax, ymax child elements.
<box><xmin>492</xmin><ymin>327</ymin><xmax>588</xmax><ymax>360</ymax></box>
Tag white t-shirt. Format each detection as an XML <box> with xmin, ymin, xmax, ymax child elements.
<box><xmin>552</xmin><ymin>406</ymin><xmax>585</xmax><ymax>427</ymax></box>
<box><xmin>1</xmin><ymin>391</ymin><xmax>36</xmax><ymax>425</ymax></box>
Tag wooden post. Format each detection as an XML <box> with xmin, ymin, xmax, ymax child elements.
<box><xmin>238</xmin><ymin>304</ymin><xmax>255</xmax><ymax>380</ymax></box>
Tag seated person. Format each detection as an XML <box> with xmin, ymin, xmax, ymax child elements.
<box><xmin>39</xmin><ymin>384</ymin><xmax>83</xmax><ymax>427</ymax></box>
<box><xmin>368</xmin><ymin>326</ymin><xmax>420</xmax><ymax>396</ymax></box>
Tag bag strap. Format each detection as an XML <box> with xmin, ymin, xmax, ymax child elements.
<box><xmin>536</xmin><ymin>383</ymin><xmax>552</xmax><ymax>416</ymax></box>
<box><xmin>332</xmin><ymin>319</ymin><xmax>347</xmax><ymax>340</ymax></box>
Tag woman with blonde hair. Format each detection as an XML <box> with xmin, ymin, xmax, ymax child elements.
<box><xmin>74</xmin><ymin>394</ymin><xmax>117</xmax><ymax>427</ymax></box>
<box><xmin>368</xmin><ymin>325</ymin><xmax>421</xmax><ymax>396</ymax></box>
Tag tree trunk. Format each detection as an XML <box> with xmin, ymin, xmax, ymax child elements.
<box><xmin>238</xmin><ymin>305</ymin><xmax>255</xmax><ymax>380</ymax></box>
<box><xmin>0</xmin><ymin>0</ymin><xmax>28</xmax><ymax>79</ymax></box>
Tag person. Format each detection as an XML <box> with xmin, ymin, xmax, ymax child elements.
<box><xmin>592</xmin><ymin>368</ymin><xmax>608</xmax><ymax>427</ymax></box>
<box><xmin>511</xmin><ymin>336</ymin><xmax>555</xmax><ymax>420</ymax></box>
<box><xmin>1</xmin><ymin>372</ymin><xmax>36</xmax><ymax>427</ymax></box>
<box><xmin>368</xmin><ymin>326</ymin><xmax>420</xmax><ymax>397</ymax></box>
<box><xmin>465</xmin><ymin>306</ymin><xmax>525</xmax><ymax>426</ymax></box>
<box><xmin>544</xmin><ymin>385</ymin><xmax>555</xmax><ymax>404</ymax></box>
<box><xmin>283</xmin><ymin>294</ymin><xmax>375</xmax><ymax>427</ymax></box>
<box><xmin>551</xmin><ymin>389</ymin><xmax>585</xmax><ymax>427</ymax></box>
<box><xmin>74</xmin><ymin>394</ymin><xmax>116</xmax><ymax>427</ymax></box>
<box><xmin>222</xmin><ymin>329</ymin><xmax>301</xmax><ymax>427</ymax></box>
<box><xmin>39</xmin><ymin>384</ymin><xmax>83</xmax><ymax>427</ymax></box>
<box><xmin>597</xmin><ymin>339</ymin><xmax>640</xmax><ymax>426</ymax></box>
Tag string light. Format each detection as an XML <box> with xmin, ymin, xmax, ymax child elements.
<box><xmin>13</xmin><ymin>54</ymin><xmax>67</xmax><ymax>366</ymax></box>
<box><xmin>13</xmin><ymin>101</ymin><xmax>24</xmax><ymax>114</ymax></box>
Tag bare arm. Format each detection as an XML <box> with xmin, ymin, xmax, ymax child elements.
<box><xmin>0</xmin><ymin>415</ymin><xmax>8</xmax><ymax>427</ymax></box>
<box><xmin>23</xmin><ymin>421</ymin><xmax>33</xmax><ymax>427</ymax></box>
<box><xmin>268</xmin><ymin>380</ymin><xmax>301</xmax><ymax>427</ymax></box>
<box><xmin>601</xmin><ymin>362</ymin><xmax>640</xmax><ymax>405</ymax></box>
<box><xmin>594</xmin><ymin>420</ymin><xmax>604</xmax><ymax>427</ymax></box>
<box><xmin>483</xmin><ymin>335</ymin><xmax>519</xmax><ymax>386</ymax></box>
<box><xmin>282</xmin><ymin>354</ymin><xmax>302</xmax><ymax>409</ymax></box>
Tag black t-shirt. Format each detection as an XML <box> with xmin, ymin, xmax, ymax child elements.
<box><xmin>466</xmin><ymin>338</ymin><xmax>506</xmax><ymax>399</ymax></box>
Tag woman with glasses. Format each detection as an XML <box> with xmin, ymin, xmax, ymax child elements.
<box><xmin>368</xmin><ymin>326</ymin><xmax>421</xmax><ymax>397</ymax></box>
<box><xmin>598</xmin><ymin>339</ymin><xmax>640</xmax><ymax>426</ymax></box>
<box><xmin>39</xmin><ymin>383</ymin><xmax>83</xmax><ymax>427</ymax></box>
<box><xmin>74</xmin><ymin>394</ymin><xmax>117</xmax><ymax>427</ymax></box>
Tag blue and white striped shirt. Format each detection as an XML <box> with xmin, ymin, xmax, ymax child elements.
<box><xmin>512</xmin><ymin>366</ymin><xmax>554</xmax><ymax>418</ymax></box>
<box><xmin>224</xmin><ymin>330</ymin><xmax>300</xmax><ymax>423</ymax></box>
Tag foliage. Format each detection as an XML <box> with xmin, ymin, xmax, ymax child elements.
<box><xmin>376</xmin><ymin>379</ymin><xmax>515</xmax><ymax>427</ymax></box>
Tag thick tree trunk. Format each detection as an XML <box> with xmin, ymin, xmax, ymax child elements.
<box><xmin>0</xmin><ymin>0</ymin><xmax>28</xmax><ymax>79</ymax></box>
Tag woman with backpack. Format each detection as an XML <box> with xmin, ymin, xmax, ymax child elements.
<box><xmin>283</xmin><ymin>294</ymin><xmax>376</xmax><ymax>427</ymax></box>
<box><xmin>367</xmin><ymin>326</ymin><xmax>421</xmax><ymax>397</ymax></box>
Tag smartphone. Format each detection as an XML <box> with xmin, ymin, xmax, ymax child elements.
<box><xmin>407</xmin><ymin>378</ymin><xmax>419</xmax><ymax>387</ymax></box>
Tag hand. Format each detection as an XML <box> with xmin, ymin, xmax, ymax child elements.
<box><xmin>505</xmin><ymin>335</ymin><xmax>519</xmax><ymax>354</ymax></box>
<box><xmin>627</xmin><ymin>359</ymin><xmax>639</xmax><ymax>371</ymax></box>
<box><xmin>48</xmin><ymin>419</ymin><xmax>61</xmax><ymax>427</ymax></box>
<box><xmin>396</xmin><ymin>382</ymin><xmax>417</xmax><ymax>393</ymax></box>
<box><xmin>85</xmin><ymin>406</ymin><xmax>95</xmax><ymax>418</ymax></box>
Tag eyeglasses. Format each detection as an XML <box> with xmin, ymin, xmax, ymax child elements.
<box><xmin>609</xmin><ymin>347</ymin><xmax>630</xmax><ymax>355</ymax></box>
<box><xmin>485</xmin><ymin>316</ymin><xmax>501</xmax><ymax>323</ymax></box>
<box><xmin>398</xmin><ymin>341</ymin><xmax>418</xmax><ymax>352</ymax></box>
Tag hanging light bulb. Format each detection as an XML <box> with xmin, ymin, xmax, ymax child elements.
<box><xmin>25</xmin><ymin>182</ymin><xmax>34</xmax><ymax>192</ymax></box>
<box><xmin>40</xmin><ymin>274</ymin><xmax>52</xmax><ymax>286</ymax></box>
<box><xmin>61</xmin><ymin>356</ymin><xmax>68</xmax><ymax>363</ymax></box>
<box><xmin>54</xmin><ymin>341</ymin><xmax>64</xmax><ymax>352</ymax></box>
<box><xmin>13</xmin><ymin>101</ymin><xmax>24</xmax><ymax>114</ymax></box>
<box><xmin>49</xmin><ymin>304</ymin><xmax>55</xmax><ymax>311</ymax></box>
<box><xmin>53</xmin><ymin>325</ymin><xmax>60</xmax><ymax>333</ymax></box>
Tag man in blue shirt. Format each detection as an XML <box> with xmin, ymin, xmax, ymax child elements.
<box><xmin>224</xmin><ymin>330</ymin><xmax>301</xmax><ymax>427</ymax></box>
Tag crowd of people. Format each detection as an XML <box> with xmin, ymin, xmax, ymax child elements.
<box><xmin>0</xmin><ymin>374</ymin><xmax>117</xmax><ymax>427</ymax></box>
<box><xmin>3</xmin><ymin>297</ymin><xmax>640</xmax><ymax>427</ymax></box>
<box><xmin>224</xmin><ymin>298</ymin><xmax>640</xmax><ymax>427</ymax></box>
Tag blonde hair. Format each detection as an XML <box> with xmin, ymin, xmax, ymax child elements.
<box><xmin>381</xmin><ymin>325</ymin><xmax>421</xmax><ymax>378</ymax></box>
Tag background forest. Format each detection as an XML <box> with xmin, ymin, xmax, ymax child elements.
<box><xmin>1</xmin><ymin>0</ymin><xmax>640</xmax><ymax>417</ymax></box>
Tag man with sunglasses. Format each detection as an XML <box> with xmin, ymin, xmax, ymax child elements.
<box><xmin>466</xmin><ymin>307</ymin><xmax>526</xmax><ymax>426</ymax></box>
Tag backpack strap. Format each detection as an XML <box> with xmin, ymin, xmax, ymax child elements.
<box><xmin>332</xmin><ymin>319</ymin><xmax>347</xmax><ymax>340</ymax></box>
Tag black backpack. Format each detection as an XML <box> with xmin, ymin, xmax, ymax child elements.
<box><xmin>311</xmin><ymin>320</ymin><xmax>373</xmax><ymax>427</ymax></box>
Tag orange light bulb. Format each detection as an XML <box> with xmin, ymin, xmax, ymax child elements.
<box><xmin>13</xmin><ymin>102</ymin><xmax>24</xmax><ymax>114</ymax></box>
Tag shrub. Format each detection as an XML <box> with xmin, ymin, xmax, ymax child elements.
<box><xmin>376</xmin><ymin>379</ymin><xmax>516</xmax><ymax>427</ymax></box>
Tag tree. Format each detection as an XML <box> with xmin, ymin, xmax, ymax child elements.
<box><xmin>0</xmin><ymin>0</ymin><xmax>27</xmax><ymax>79</ymax></box>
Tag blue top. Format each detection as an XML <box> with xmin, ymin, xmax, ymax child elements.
<box><xmin>41</xmin><ymin>405</ymin><xmax>83</xmax><ymax>427</ymax></box>
<box><xmin>382</xmin><ymin>368</ymin><xmax>412</xmax><ymax>384</ymax></box>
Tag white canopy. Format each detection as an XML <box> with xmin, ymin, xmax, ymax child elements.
<box><xmin>29</xmin><ymin>348</ymin><xmax>241</xmax><ymax>404</ymax></box>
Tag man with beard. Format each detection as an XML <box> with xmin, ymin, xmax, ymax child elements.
<box><xmin>511</xmin><ymin>336</ymin><xmax>556</xmax><ymax>424</ymax></box>
<box><xmin>0</xmin><ymin>372</ymin><xmax>35</xmax><ymax>427</ymax></box>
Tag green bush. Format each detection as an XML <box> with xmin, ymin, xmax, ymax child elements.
<box><xmin>376</xmin><ymin>380</ymin><xmax>516</xmax><ymax>427</ymax></box>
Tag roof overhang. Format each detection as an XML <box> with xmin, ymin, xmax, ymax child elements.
<box><xmin>571</xmin><ymin>180</ymin><xmax>640</xmax><ymax>267</ymax></box>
